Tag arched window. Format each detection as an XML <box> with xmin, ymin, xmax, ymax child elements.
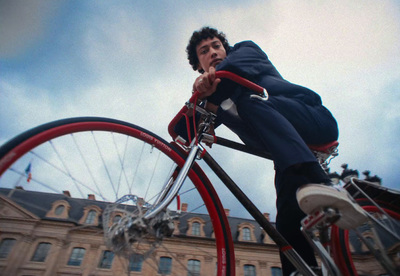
<box><xmin>191</xmin><ymin>222</ymin><xmax>201</xmax><ymax>236</ymax></box>
<box><xmin>242</xmin><ymin>227</ymin><xmax>251</xmax><ymax>241</ymax></box>
<box><xmin>46</xmin><ymin>200</ymin><xmax>70</xmax><ymax>219</ymax></box>
<box><xmin>244</xmin><ymin>264</ymin><xmax>256</xmax><ymax>276</ymax></box>
<box><xmin>186</xmin><ymin>217</ymin><xmax>205</xmax><ymax>237</ymax></box>
<box><xmin>54</xmin><ymin>205</ymin><xmax>65</xmax><ymax>215</ymax></box>
<box><xmin>31</xmin><ymin>242</ymin><xmax>52</xmax><ymax>262</ymax></box>
<box><xmin>187</xmin><ymin>259</ymin><xmax>201</xmax><ymax>276</ymax></box>
<box><xmin>79</xmin><ymin>205</ymin><xmax>101</xmax><ymax>225</ymax></box>
<box><xmin>85</xmin><ymin>210</ymin><xmax>97</xmax><ymax>224</ymax></box>
<box><xmin>0</xmin><ymin>238</ymin><xmax>16</xmax><ymax>259</ymax></box>
<box><xmin>68</xmin><ymin>247</ymin><xmax>86</xmax><ymax>266</ymax></box>
<box><xmin>271</xmin><ymin>266</ymin><xmax>282</xmax><ymax>276</ymax></box>
<box><xmin>238</xmin><ymin>223</ymin><xmax>255</xmax><ymax>242</ymax></box>
<box><xmin>98</xmin><ymin>250</ymin><xmax>114</xmax><ymax>269</ymax></box>
<box><xmin>158</xmin><ymin>256</ymin><xmax>172</xmax><ymax>275</ymax></box>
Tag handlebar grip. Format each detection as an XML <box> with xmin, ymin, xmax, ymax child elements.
<box><xmin>215</xmin><ymin>71</ymin><xmax>265</xmax><ymax>94</ymax></box>
<box><xmin>168</xmin><ymin>71</ymin><xmax>267</xmax><ymax>141</ymax></box>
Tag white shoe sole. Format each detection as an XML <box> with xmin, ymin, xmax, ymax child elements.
<box><xmin>296</xmin><ymin>184</ymin><xmax>368</xmax><ymax>229</ymax></box>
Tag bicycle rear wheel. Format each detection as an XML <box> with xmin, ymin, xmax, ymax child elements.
<box><xmin>0</xmin><ymin>117</ymin><xmax>235</xmax><ymax>276</ymax></box>
<box><xmin>331</xmin><ymin>199</ymin><xmax>400</xmax><ymax>276</ymax></box>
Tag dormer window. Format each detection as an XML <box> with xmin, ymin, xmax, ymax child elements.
<box><xmin>186</xmin><ymin>217</ymin><xmax>206</xmax><ymax>237</ymax></box>
<box><xmin>242</xmin><ymin>227</ymin><xmax>251</xmax><ymax>241</ymax></box>
<box><xmin>106</xmin><ymin>212</ymin><xmax>124</xmax><ymax>228</ymax></box>
<box><xmin>79</xmin><ymin>205</ymin><xmax>102</xmax><ymax>226</ymax></box>
<box><xmin>46</xmin><ymin>200</ymin><xmax>70</xmax><ymax>219</ymax></box>
<box><xmin>54</xmin><ymin>205</ymin><xmax>65</xmax><ymax>216</ymax></box>
<box><xmin>85</xmin><ymin>210</ymin><xmax>97</xmax><ymax>224</ymax></box>
<box><xmin>192</xmin><ymin>222</ymin><xmax>201</xmax><ymax>236</ymax></box>
<box><xmin>238</xmin><ymin>223</ymin><xmax>256</xmax><ymax>242</ymax></box>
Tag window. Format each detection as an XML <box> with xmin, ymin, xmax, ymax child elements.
<box><xmin>244</xmin><ymin>264</ymin><xmax>256</xmax><ymax>276</ymax></box>
<box><xmin>54</xmin><ymin>205</ymin><xmax>65</xmax><ymax>215</ymax></box>
<box><xmin>0</xmin><ymin>238</ymin><xmax>16</xmax><ymax>259</ymax></box>
<box><xmin>98</xmin><ymin>250</ymin><xmax>114</xmax><ymax>269</ymax></box>
<box><xmin>46</xmin><ymin>200</ymin><xmax>70</xmax><ymax>219</ymax></box>
<box><xmin>128</xmin><ymin>253</ymin><xmax>143</xmax><ymax>272</ymax></box>
<box><xmin>79</xmin><ymin>205</ymin><xmax>101</xmax><ymax>225</ymax></box>
<box><xmin>191</xmin><ymin>222</ymin><xmax>200</xmax><ymax>236</ymax></box>
<box><xmin>158</xmin><ymin>256</ymin><xmax>172</xmax><ymax>275</ymax></box>
<box><xmin>242</xmin><ymin>227</ymin><xmax>251</xmax><ymax>241</ymax></box>
<box><xmin>187</xmin><ymin>259</ymin><xmax>201</xmax><ymax>276</ymax></box>
<box><xmin>85</xmin><ymin>210</ymin><xmax>97</xmax><ymax>224</ymax></box>
<box><xmin>31</xmin><ymin>242</ymin><xmax>51</xmax><ymax>262</ymax></box>
<box><xmin>67</xmin><ymin>247</ymin><xmax>86</xmax><ymax>266</ymax></box>
<box><xmin>187</xmin><ymin>217</ymin><xmax>205</xmax><ymax>237</ymax></box>
<box><xmin>113</xmin><ymin>215</ymin><xmax>122</xmax><ymax>223</ymax></box>
<box><xmin>238</xmin><ymin>223</ymin><xmax>255</xmax><ymax>242</ymax></box>
<box><xmin>271</xmin><ymin>267</ymin><xmax>282</xmax><ymax>276</ymax></box>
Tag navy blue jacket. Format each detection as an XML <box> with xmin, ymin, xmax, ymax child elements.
<box><xmin>209</xmin><ymin>41</ymin><xmax>322</xmax><ymax>106</ymax></box>
<box><xmin>174</xmin><ymin>41</ymin><xmax>323</xmax><ymax>141</ymax></box>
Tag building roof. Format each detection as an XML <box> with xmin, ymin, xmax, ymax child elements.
<box><xmin>0</xmin><ymin>188</ymin><xmax>272</xmax><ymax>243</ymax></box>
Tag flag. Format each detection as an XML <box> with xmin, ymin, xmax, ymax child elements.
<box><xmin>25</xmin><ymin>163</ymin><xmax>32</xmax><ymax>183</ymax></box>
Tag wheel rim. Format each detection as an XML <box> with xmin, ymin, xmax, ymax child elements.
<box><xmin>331</xmin><ymin>203</ymin><xmax>400</xmax><ymax>276</ymax></box>
<box><xmin>0</xmin><ymin>117</ymin><xmax>233</xmax><ymax>275</ymax></box>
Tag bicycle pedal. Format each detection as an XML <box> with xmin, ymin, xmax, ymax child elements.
<box><xmin>302</xmin><ymin>208</ymin><xmax>341</xmax><ymax>230</ymax></box>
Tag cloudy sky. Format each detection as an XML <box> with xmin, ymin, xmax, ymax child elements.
<box><xmin>1</xmin><ymin>0</ymin><xmax>399</xmax><ymax>220</ymax></box>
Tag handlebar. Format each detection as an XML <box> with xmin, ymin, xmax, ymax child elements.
<box><xmin>168</xmin><ymin>71</ymin><xmax>267</xmax><ymax>143</ymax></box>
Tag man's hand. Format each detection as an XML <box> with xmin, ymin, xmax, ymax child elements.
<box><xmin>193</xmin><ymin>67</ymin><xmax>221</xmax><ymax>100</ymax></box>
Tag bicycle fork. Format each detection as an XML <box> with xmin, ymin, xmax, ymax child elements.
<box><xmin>144</xmin><ymin>139</ymin><xmax>202</xmax><ymax>220</ymax></box>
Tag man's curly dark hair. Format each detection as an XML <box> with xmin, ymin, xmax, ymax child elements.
<box><xmin>186</xmin><ymin>27</ymin><xmax>230</xmax><ymax>73</ymax></box>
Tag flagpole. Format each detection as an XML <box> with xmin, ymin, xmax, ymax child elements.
<box><xmin>13</xmin><ymin>173</ymin><xmax>25</xmax><ymax>188</ymax></box>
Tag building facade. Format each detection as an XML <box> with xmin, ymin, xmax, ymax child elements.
<box><xmin>0</xmin><ymin>188</ymin><xmax>282</xmax><ymax>276</ymax></box>
<box><xmin>0</xmin><ymin>187</ymin><xmax>398</xmax><ymax>276</ymax></box>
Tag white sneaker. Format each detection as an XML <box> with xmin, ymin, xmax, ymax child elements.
<box><xmin>296</xmin><ymin>184</ymin><xmax>368</xmax><ymax>229</ymax></box>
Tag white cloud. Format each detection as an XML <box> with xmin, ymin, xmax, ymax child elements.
<box><xmin>81</xmin><ymin>6</ymin><xmax>156</xmax><ymax>83</ymax></box>
<box><xmin>0</xmin><ymin>79</ymin><xmax>56</xmax><ymax>141</ymax></box>
<box><xmin>0</xmin><ymin>0</ymin><xmax>66</xmax><ymax>59</ymax></box>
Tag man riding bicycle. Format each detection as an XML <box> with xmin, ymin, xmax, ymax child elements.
<box><xmin>176</xmin><ymin>26</ymin><xmax>366</xmax><ymax>275</ymax></box>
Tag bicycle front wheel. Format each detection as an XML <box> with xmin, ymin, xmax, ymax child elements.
<box><xmin>0</xmin><ymin>117</ymin><xmax>235</xmax><ymax>276</ymax></box>
<box><xmin>331</xmin><ymin>199</ymin><xmax>400</xmax><ymax>276</ymax></box>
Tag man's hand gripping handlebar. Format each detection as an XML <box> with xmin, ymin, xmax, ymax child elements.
<box><xmin>168</xmin><ymin>71</ymin><xmax>268</xmax><ymax>147</ymax></box>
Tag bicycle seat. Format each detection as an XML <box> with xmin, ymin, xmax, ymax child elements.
<box><xmin>308</xmin><ymin>140</ymin><xmax>339</xmax><ymax>154</ymax></box>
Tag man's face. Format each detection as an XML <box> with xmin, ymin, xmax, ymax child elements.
<box><xmin>196</xmin><ymin>37</ymin><xmax>227</xmax><ymax>73</ymax></box>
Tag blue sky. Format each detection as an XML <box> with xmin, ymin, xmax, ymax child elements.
<box><xmin>1</xmin><ymin>0</ymin><xmax>399</xmax><ymax>220</ymax></box>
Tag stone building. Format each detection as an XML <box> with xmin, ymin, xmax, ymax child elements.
<box><xmin>0</xmin><ymin>188</ymin><xmax>282</xmax><ymax>276</ymax></box>
<box><xmin>0</xmin><ymin>185</ymin><xmax>398</xmax><ymax>276</ymax></box>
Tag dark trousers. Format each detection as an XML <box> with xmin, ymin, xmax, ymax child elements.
<box><xmin>217</xmin><ymin>93</ymin><xmax>338</xmax><ymax>275</ymax></box>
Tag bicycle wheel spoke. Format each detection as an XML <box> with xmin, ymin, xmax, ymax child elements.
<box><xmin>50</xmin><ymin>140</ymin><xmax>86</xmax><ymax>198</ymax></box>
<box><xmin>112</xmin><ymin>133</ymin><xmax>130</xmax><ymax>198</ymax></box>
<box><xmin>31</xmin><ymin>146</ymin><xmax>109</xmax><ymax>200</ymax></box>
<box><xmin>91</xmin><ymin>131</ymin><xmax>119</xmax><ymax>200</ymax></box>
<box><xmin>128</xmin><ymin>142</ymin><xmax>146</xmax><ymax>193</ymax></box>
<box><xmin>71</xmin><ymin>133</ymin><xmax>106</xmax><ymax>200</ymax></box>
